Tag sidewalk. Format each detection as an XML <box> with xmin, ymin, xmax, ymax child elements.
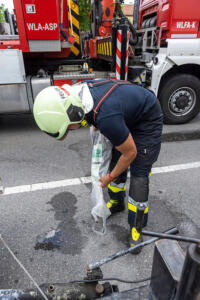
<box><xmin>1</xmin><ymin>112</ymin><xmax>200</xmax><ymax>143</ymax></box>
<box><xmin>162</xmin><ymin>113</ymin><xmax>200</xmax><ymax>142</ymax></box>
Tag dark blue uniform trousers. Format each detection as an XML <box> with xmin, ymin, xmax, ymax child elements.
<box><xmin>108</xmin><ymin>142</ymin><xmax>161</xmax><ymax>228</ymax></box>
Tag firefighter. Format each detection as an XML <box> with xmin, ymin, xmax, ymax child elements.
<box><xmin>33</xmin><ymin>80</ymin><xmax>163</xmax><ymax>254</ymax></box>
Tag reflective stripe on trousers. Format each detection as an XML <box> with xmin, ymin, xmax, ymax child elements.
<box><xmin>108</xmin><ymin>181</ymin><xmax>126</xmax><ymax>202</ymax></box>
<box><xmin>128</xmin><ymin>196</ymin><xmax>148</xmax><ymax>213</ymax></box>
<box><xmin>128</xmin><ymin>195</ymin><xmax>149</xmax><ymax>228</ymax></box>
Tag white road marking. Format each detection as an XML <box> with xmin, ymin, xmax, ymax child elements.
<box><xmin>152</xmin><ymin>161</ymin><xmax>200</xmax><ymax>174</ymax></box>
<box><xmin>2</xmin><ymin>161</ymin><xmax>200</xmax><ymax>196</ymax></box>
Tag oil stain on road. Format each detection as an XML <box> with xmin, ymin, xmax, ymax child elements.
<box><xmin>35</xmin><ymin>192</ymin><xmax>87</xmax><ymax>255</ymax></box>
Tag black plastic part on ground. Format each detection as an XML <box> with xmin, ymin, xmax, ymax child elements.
<box><xmin>100</xmin><ymin>285</ymin><xmax>152</xmax><ymax>299</ymax></box>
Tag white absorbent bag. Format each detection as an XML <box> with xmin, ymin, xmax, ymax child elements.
<box><xmin>90</xmin><ymin>128</ymin><xmax>112</xmax><ymax>234</ymax></box>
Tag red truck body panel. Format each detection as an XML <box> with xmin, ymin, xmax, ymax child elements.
<box><xmin>13</xmin><ymin>0</ymin><xmax>29</xmax><ymax>51</ymax></box>
<box><xmin>5</xmin><ymin>0</ymin><xmax>71</xmax><ymax>56</ymax></box>
<box><xmin>139</xmin><ymin>0</ymin><xmax>200</xmax><ymax>39</ymax></box>
<box><xmin>22</xmin><ymin>0</ymin><xmax>60</xmax><ymax>41</ymax></box>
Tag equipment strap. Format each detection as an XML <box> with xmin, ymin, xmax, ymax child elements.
<box><xmin>88</xmin><ymin>80</ymin><xmax>132</xmax><ymax>123</ymax></box>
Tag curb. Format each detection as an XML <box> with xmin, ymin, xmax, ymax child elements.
<box><xmin>162</xmin><ymin>129</ymin><xmax>200</xmax><ymax>143</ymax></box>
<box><xmin>162</xmin><ymin>114</ymin><xmax>200</xmax><ymax>143</ymax></box>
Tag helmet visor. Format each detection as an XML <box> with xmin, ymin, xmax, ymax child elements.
<box><xmin>44</xmin><ymin>131</ymin><xmax>59</xmax><ymax>138</ymax></box>
<box><xmin>44</xmin><ymin>127</ymin><xmax>70</xmax><ymax>140</ymax></box>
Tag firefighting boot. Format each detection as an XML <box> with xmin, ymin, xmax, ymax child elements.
<box><xmin>129</xmin><ymin>203</ymin><xmax>146</xmax><ymax>254</ymax></box>
<box><xmin>128</xmin><ymin>176</ymin><xmax>149</xmax><ymax>227</ymax></box>
<box><xmin>128</xmin><ymin>176</ymin><xmax>149</xmax><ymax>254</ymax></box>
<box><xmin>129</xmin><ymin>227</ymin><xmax>143</xmax><ymax>254</ymax></box>
<box><xmin>107</xmin><ymin>199</ymin><xmax>125</xmax><ymax>214</ymax></box>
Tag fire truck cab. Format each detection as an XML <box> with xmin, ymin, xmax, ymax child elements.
<box><xmin>131</xmin><ymin>0</ymin><xmax>200</xmax><ymax>123</ymax></box>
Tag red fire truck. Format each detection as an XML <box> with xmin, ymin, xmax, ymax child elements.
<box><xmin>0</xmin><ymin>0</ymin><xmax>200</xmax><ymax>124</ymax></box>
<box><xmin>86</xmin><ymin>0</ymin><xmax>200</xmax><ymax>123</ymax></box>
<box><xmin>134</xmin><ymin>0</ymin><xmax>200</xmax><ymax>124</ymax></box>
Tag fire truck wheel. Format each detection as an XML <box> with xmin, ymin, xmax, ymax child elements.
<box><xmin>159</xmin><ymin>74</ymin><xmax>200</xmax><ymax>124</ymax></box>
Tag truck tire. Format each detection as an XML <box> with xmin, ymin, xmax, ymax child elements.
<box><xmin>159</xmin><ymin>74</ymin><xmax>200</xmax><ymax>124</ymax></box>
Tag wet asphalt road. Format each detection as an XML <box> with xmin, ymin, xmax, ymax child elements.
<box><xmin>0</xmin><ymin>114</ymin><xmax>200</xmax><ymax>292</ymax></box>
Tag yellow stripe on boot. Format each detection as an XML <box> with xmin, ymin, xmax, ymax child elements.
<box><xmin>131</xmin><ymin>227</ymin><xmax>140</xmax><ymax>242</ymax></box>
<box><xmin>107</xmin><ymin>199</ymin><xmax>119</xmax><ymax>209</ymax></box>
<box><xmin>129</xmin><ymin>227</ymin><xmax>143</xmax><ymax>254</ymax></box>
<box><xmin>106</xmin><ymin>199</ymin><xmax>125</xmax><ymax>214</ymax></box>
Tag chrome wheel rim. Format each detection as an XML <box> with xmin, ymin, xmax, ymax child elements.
<box><xmin>168</xmin><ymin>87</ymin><xmax>196</xmax><ymax>117</ymax></box>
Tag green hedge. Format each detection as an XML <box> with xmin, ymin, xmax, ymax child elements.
<box><xmin>78</xmin><ymin>0</ymin><xmax>91</xmax><ymax>32</ymax></box>
<box><xmin>0</xmin><ymin>4</ymin><xmax>6</xmax><ymax>23</ymax></box>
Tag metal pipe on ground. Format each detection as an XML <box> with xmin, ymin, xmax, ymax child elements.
<box><xmin>88</xmin><ymin>227</ymin><xmax>178</xmax><ymax>271</ymax></box>
<box><xmin>142</xmin><ymin>230</ymin><xmax>200</xmax><ymax>244</ymax></box>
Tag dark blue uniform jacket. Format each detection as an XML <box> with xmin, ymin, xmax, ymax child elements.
<box><xmin>86</xmin><ymin>80</ymin><xmax>163</xmax><ymax>147</ymax></box>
